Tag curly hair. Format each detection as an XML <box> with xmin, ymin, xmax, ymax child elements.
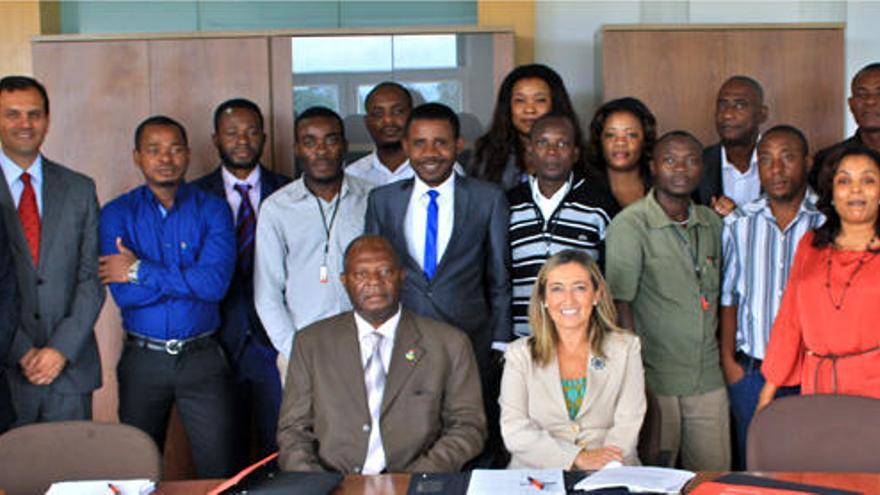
<box><xmin>813</xmin><ymin>144</ymin><xmax>880</xmax><ymax>249</ymax></box>
<box><xmin>471</xmin><ymin>64</ymin><xmax>587</xmax><ymax>183</ymax></box>
<box><xmin>586</xmin><ymin>97</ymin><xmax>657</xmax><ymax>186</ymax></box>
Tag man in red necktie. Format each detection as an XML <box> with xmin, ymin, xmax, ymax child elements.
<box><xmin>0</xmin><ymin>76</ymin><xmax>104</xmax><ymax>425</ymax></box>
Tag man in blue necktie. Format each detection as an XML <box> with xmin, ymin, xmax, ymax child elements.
<box><xmin>365</xmin><ymin>102</ymin><xmax>511</xmax><ymax>466</ymax></box>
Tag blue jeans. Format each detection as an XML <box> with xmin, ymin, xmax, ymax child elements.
<box><xmin>727</xmin><ymin>352</ymin><xmax>798</xmax><ymax>470</ymax></box>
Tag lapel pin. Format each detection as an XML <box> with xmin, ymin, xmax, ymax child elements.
<box><xmin>405</xmin><ymin>349</ymin><xmax>418</xmax><ymax>363</ymax></box>
<box><xmin>590</xmin><ymin>356</ymin><xmax>606</xmax><ymax>371</ymax></box>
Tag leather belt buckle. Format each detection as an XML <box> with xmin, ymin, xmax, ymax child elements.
<box><xmin>165</xmin><ymin>339</ymin><xmax>183</xmax><ymax>355</ymax></box>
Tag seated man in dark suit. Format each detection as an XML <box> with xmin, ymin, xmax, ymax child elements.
<box><xmin>696</xmin><ymin>76</ymin><xmax>768</xmax><ymax>216</ymax></box>
<box><xmin>277</xmin><ymin>235</ymin><xmax>486</xmax><ymax>473</ymax></box>
<box><xmin>810</xmin><ymin>62</ymin><xmax>880</xmax><ymax>189</ymax></box>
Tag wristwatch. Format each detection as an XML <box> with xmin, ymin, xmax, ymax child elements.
<box><xmin>127</xmin><ymin>260</ymin><xmax>141</xmax><ymax>284</ymax></box>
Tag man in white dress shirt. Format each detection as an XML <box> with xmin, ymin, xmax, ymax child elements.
<box><xmin>345</xmin><ymin>82</ymin><xmax>414</xmax><ymax>186</ymax></box>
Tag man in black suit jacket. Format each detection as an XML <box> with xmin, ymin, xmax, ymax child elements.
<box><xmin>0</xmin><ymin>214</ymin><xmax>18</xmax><ymax>433</ymax></box>
<box><xmin>696</xmin><ymin>76</ymin><xmax>767</xmax><ymax>216</ymax></box>
<box><xmin>365</xmin><ymin>103</ymin><xmax>510</xmax><ymax>466</ymax></box>
<box><xmin>193</xmin><ymin>98</ymin><xmax>291</xmax><ymax>466</ymax></box>
<box><xmin>810</xmin><ymin>63</ymin><xmax>880</xmax><ymax>190</ymax></box>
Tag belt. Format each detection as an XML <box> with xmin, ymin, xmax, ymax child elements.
<box><xmin>126</xmin><ymin>331</ymin><xmax>217</xmax><ymax>356</ymax></box>
<box><xmin>735</xmin><ymin>350</ymin><xmax>762</xmax><ymax>371</ymax></box>
<box><xmin>807</xmin><ymin>345</ymin><xmax>880</xmax><ymax>393</ymax></box>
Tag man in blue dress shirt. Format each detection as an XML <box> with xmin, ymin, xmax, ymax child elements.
<box><xmin>98</xmin><ymin>115</ymin><xmax>237</xmax><ymax>478</ymax></box>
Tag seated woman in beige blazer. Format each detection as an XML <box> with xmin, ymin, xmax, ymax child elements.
<box><xmin>500</xmin><ymin>249</ymin><xmax>646</xmax><ymax>469</ymax></box>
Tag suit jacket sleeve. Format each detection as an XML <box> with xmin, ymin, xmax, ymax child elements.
<box><xmin>253</xmin><ymin>200</ymin><xmax>298</xmax><ymax>357</ymax></box>
<box><xmin>499</xmin><ymin>342</ymin><xmax>583</xmax><ymax>468</ymax></box>
<box><xmin>486</xmin><ymin>189</ymin><xmax>512</xmax><ymax>343</ymax></box>
<box><xmin>46</xmin><ymin>181</ymin><xmax>105</xmax><ymax>362</ymax></box>
<box><xmin>404</xmin><ymin>332</ymin><xmax>487</xmax><ymax>472</ymax></box>
<box><xmin>0</xmin><ymin>216</ymin><xmax>18</xmax><ymax>363</ymax></box>
<box><xmin>603</xmin><ymin>336</ymin><xmax>647</xmax><ymax>465</ymax></box>
<box><xmin>277</xmin><ymin>330</ymin><xmax>325</xmax><ymax>472</ymax></box>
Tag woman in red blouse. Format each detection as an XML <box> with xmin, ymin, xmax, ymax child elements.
<box><xmin>758</xmin><ymin>145</ymin><xmax>880</xmax><ymax>411</ymax></box>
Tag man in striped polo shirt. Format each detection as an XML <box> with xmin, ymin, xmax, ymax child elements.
<box><xmin>720</xmin><ymin>125</ymin><xmax>824</xmax><ymax>469</ymax></box>
<box><xmin>507</xmin><ymin>114</ymin><xmax>618</xmax><ymax>337</ymax></box>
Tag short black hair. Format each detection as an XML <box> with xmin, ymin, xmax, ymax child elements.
<box><xmin>365</xmin><ymin>82</ymin><xmax>413</xmax><ymax>111</ymax></box>
<box><xmin>134</xmin><ymin>115</ymin><xmax>188</xmax><ymax>150</ymax></box>
<box><xmin>343</xmin><ymin>234</ymin><xmax>401</xmax><ymax>273</ymax></box>
<box><xmin>654</xmin><ymin>130</ymin><xmax>703</xmax><ymax>154</ymax></box>
<box><xmin>213</xmin><ymin>98</ymin><xmax>264</xmax><ymax>133</ymax></box>
<box><xmin>529</xmin><ymin>112</ymin><xmax>576</xmax><ymax>141</ymax></box>
<box><xmin>721</xmin><ymin>75</ymin><xmax>765</xmax><ymax>103</ymax></box>
<box><xmin>295</xmin><ymin>106</ymin><xmax>346</xmax><ymax>141</ymax></box>
<box><xmin>0</xmin><ymin>75</ymin><xmax>50</xmax><ymax>115</ymax></box>
<box><xmin>405</xmin><ymin>102</ymin><xmax>460</xmax><ymax>139</ymax></box>
<box><xmin>852</xmin><ymin>62</ymin><xmax>880</xmax><ymax>90</ymax></box>
<box><xmin>759</xmin><ymin>124</ymin><xmax>809</xmax><ymax>156</ymax></box>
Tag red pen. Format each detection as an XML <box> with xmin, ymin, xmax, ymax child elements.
<box><xmin>107</xmin><ymin>483</ymin><xmax>121</xmax><ymax>495</ymax></box>
<box><xmin>527</xmin><ymin>476</ymin><xmax>544</xmax><ymax>490</ymax></box>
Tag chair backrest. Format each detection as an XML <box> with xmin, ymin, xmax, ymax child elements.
<box><xmin>0</xmin><ymin>420</ymin><xmax>161</xmax><ymax>495</ymax></box>
<box><xmin>747</xmin><ymin>394</ymin><xmax>880</xmax><ymax>472</ymax></box>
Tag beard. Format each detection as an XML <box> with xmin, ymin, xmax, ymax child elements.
<box><xmin>219</xmin><ymin>147</ymin><xmax>260</xmax><ymax>171</ymax></box>
<box><xmin>377</xmin><ymin>140</ymin><xmax>403</xmax><ymax>153</ymax></box>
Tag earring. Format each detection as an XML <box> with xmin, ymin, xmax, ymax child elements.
<box><xmin>593</xmin><ymin>301</ymin><xmax>598</xmax><ymax>306</ymax></box>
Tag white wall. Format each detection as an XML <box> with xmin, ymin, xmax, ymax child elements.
<box><xmin>534</xmin><ymin>0</ymin><xmax>879</xmax><ymax>138</ymax></box>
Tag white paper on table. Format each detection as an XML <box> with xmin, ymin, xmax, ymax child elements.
<box><xmin>45</xmin><ymin>479</ymin><xmax>155</xmax><ymax>495</ymax></box>
<box><xmin>466</xmin><ymin>468</ymin><xmax>565</xmax><ymax>495</ymax></box>
<box><xmin>573</xmin><ymin>465</ymin><xmax>695</xmax><ymax>493</ymax></box>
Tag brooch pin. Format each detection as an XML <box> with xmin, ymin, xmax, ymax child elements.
<box><xmin>405</xmin><ymin>349</ymin><xmax>418</xmax><ymax>363</ymax></box>
<box><xmin>590</xmin><ymin>356</ymin><xmax>606</xmax><ymax>371</ymax></box>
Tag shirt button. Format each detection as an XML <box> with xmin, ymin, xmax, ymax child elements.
<box><xmin>362</xmin><ymin>423</ymin><xmax>370</xmax><ymax>432</ymax></box>
<box><xmin>571</xmin><ymin>424</ymin><xmax>579</xmax><ymax>433</ymax></box>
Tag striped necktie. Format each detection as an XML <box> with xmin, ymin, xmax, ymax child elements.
<box><xmin>234</xmin><ymin>183</ymin><xmax>256</xmax><ymax>275</ymax></box>
<box><xmin>363</xmin><ymin>331</ymin><xmax>387</xmax><ymax>473</ymax></box>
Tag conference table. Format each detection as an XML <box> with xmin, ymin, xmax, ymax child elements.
<box><xmin>154</xmin><ymin>471</ymin><xmax>880</xmax><ymax>494</ymax></box>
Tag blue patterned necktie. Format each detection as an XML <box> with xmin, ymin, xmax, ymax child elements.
<box><xmin>423</xmin><ymin>190</ymin><xmax>439</xmax><ymax>280</ymax></box>
<box><xmin>234</xmin><ymin>183</ymin><xmax>256</xmax><ymax>275</ymax></box>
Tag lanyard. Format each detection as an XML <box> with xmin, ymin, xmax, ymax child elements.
<box><xmin>311</xmin><ymin>187</ymin><xmax>342</xmax><ymax>282</ymax></box>
<box><xmin>670</xmin><ymin>220</ymin><xmax>710</xmax><ymax>311</ymax></box>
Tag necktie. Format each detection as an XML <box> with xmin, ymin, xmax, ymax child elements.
<box><xmin>363</xmin><ymin>331</ymin><xmax>387</xmax><ymax>473</ymax></box>
<box><xmin>423</xmin><ymin>190</ymin><xmax>439</xmax><ymax>280</ymax></box>
<box><xmin>18</xmin><ymin>173</ymin><xmax>40</xmax><ymax>267</ymax></box>
<box><xmin>234</xmin><ymin>183</ymin><xmax>256</xmax><ymax>275</ymax></box>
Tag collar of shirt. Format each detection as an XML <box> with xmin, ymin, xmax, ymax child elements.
<box><xmin>743</xmin><ymin>188</ymin><xmax>822</xmax><ymax>228</ymax></box>
<box><xmin>221</xmin><ymin>164</ymin><xmax>261</xmax><ymax>193</ymax></box>
<box><xmin>143</xmin><ymin>182</ymin><xmax>194</xmax><ymax>218</ymax></box>
<box><xmin>529</xmin><ymin>173</ymin><xmax>572</xmax><ymax>221</ymax></box>
<box><xmin>644</xmin><ymin>188</ymin><xmax>710</xmax><ymax>229</ymax></box>
<box><xmin>720</xmin><ymin>143</ymin><xmax>759</xmax><ymax>178</ymax></box>
<box><xmin>371</xmin><ymin>151</ymin><xmax>412</xmax><ymax>179</ymax></box>
<box><xmin>288</xmin><ymin>173</ymin><xmax>356</xmax><ymax>203</ymax></box>
<box><xmin>0</xmin><ymin>148</ymin><xmax>44</xmax><ymax>204</ymax></box>
<box><xmin>354</xmin><ymin>305</ymin><xmax>402</xmax><ymax>372</ymax></box>
<box><xmin>412</xmin><ymin>169</ymin><xmax>456</xmax><ymax>203</ymax></box>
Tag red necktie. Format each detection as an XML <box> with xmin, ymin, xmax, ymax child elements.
<box><xmin>18</xmin><ymin>173</ymin><xmax>40</xmax><ymax>267</ymax></box>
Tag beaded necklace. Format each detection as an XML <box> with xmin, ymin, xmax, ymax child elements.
<box><xmin>825</xmin><ymin>236</ymin><xmax>878</xmax><ymax>310</ymax></box>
